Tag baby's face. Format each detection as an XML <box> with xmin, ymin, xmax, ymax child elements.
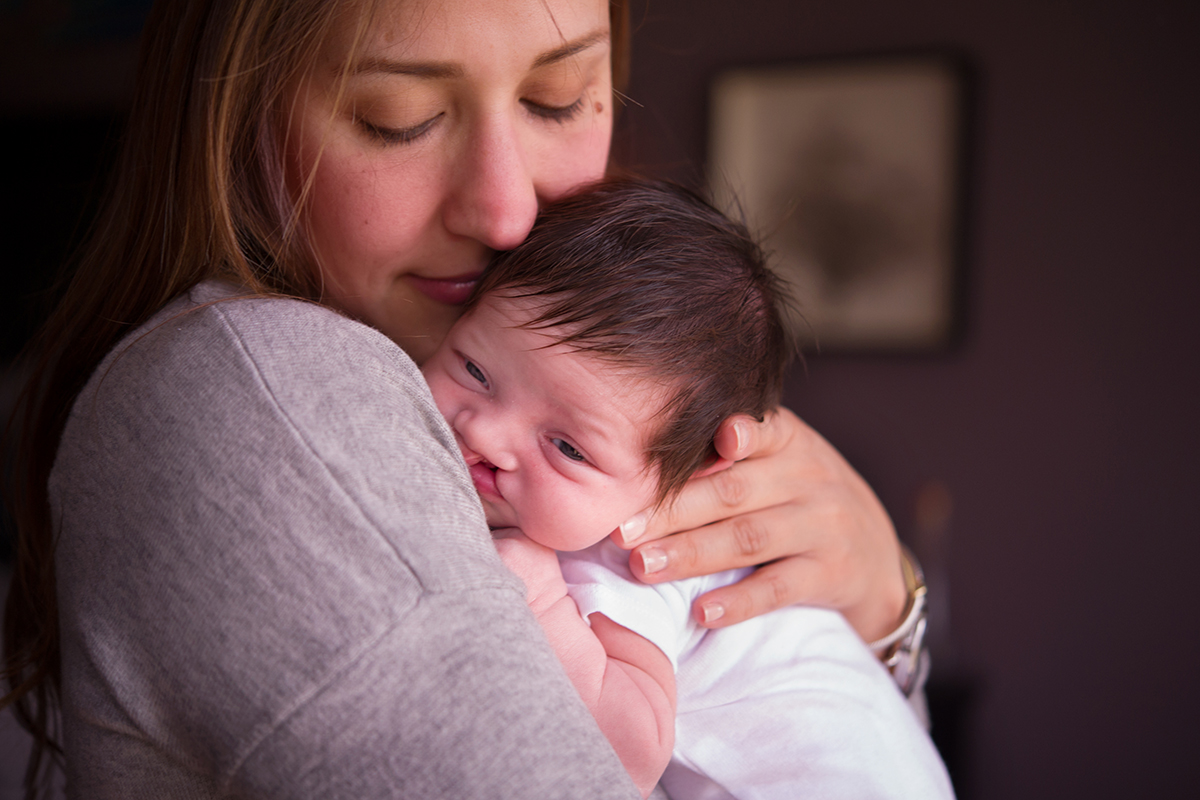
<box><xmin>422</xmin><ymin>293</ymin><xmax>663</xmax><ymax>551</ymax></box>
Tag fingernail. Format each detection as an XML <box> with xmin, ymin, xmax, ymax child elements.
<box><xmin>733</xmin><ymin>421</ymin><xmax>749</xmax><ymax>455</ymax></box>
<box><xmin>617</xmin><ymin>511</ymin><xmax>648</xmax><ymax>545</ymax></box>
<box><xmin>701</xmin><ymin>602</ymin><xmax>725</xmax><ymax>624</ymax></box>
<box><xmin>639</xmin><ymin>546</ymin><xmax>668</xmax><ymax>575</ymax></box>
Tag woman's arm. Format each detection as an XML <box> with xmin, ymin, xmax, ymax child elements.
<box><xmin>614</xmin><ymin>407</ymin><xmax>907</xmax><ymax>643</ymax></box>
<box><xmin>51</xmin><ymin>288</ymin><xmax>641</xmax><ymax>799</ymax></box>
<box><xmin>495</xmin><ymin>531</ymin><xmax>676</xmax><ymax>798</ymax></box>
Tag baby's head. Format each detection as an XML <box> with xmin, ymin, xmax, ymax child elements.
<box><xmin>422</xmin><ymin>177</ymin><xmax>794</xmax><ymax>551</ymax></box>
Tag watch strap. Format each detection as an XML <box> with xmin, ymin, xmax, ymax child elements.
<box><xmin>868</xmin><ymin>544</ymin><xmax>929</xmax><ymax>697</ymax></box>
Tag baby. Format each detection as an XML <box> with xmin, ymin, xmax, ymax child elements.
<box><xmin>421</xmin><ymin>178</ymin><xmax>953</xmax><ymax>800</ymax></box>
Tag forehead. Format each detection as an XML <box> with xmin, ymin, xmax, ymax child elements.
<box><xmin>328</xmin><ymin>0</ymin><xmax>610</xmax><ymax>67</ymax></box>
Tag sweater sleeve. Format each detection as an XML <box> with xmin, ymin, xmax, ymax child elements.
<box><xmin>51</xmin><ymin>284</ymin><xmax>639</xmax><ymax>799</ymax></box>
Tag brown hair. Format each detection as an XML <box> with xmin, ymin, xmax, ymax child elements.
<box><xmin>475</xmin><ymin>176</ymin><xmax>796</xmax><ymax>506</ymax></box>
<box><xmin>2</xmin><ymin>0</ymin><xmax>632</xmax><ymax>793</ymax></box>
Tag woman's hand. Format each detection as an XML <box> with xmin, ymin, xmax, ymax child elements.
<box><xmin>611</xmin><ymin>407</ymin><xmax>907</xmax><ymax>643</ymax></box>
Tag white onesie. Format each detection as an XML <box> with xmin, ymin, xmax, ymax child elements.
<box><xmin>559</xmin><ymin>540</ymin><xmax>955</xmax><ymax>800</ymax></box>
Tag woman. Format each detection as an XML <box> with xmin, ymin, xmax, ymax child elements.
<box><xmin>3</xmin><ymin>0</ymin><xmax>915</xmax><ymax>795</ymax></box>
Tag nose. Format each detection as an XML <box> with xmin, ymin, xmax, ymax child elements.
<box><xmin>442</xmin><ymin>113</ymin><xmax>540</xmax><ymax>252</ymax></box>
<box><xmin>452</xmin><ymin>403</ymin><xmax>519</xmax><ymax>473</ymax></box>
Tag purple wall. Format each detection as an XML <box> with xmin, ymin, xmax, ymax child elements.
<box><xmin>2</xmin><ymin>0</ymin><xmax>1197</xmax><ymax>795</ymax></box>
<box><xmin>616</xmin><ymin>0</ymin><xmax>1199</xmax><ymax>795</ymax></box>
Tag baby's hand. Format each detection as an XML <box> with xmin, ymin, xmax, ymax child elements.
<box><xmin>492</xmin><ymin>529</ymin><xmax>569</xmax><ymax>615</ymax></box>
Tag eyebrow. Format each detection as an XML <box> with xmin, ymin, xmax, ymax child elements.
<box><xmin>352</xmin><ymin>29</ymin><xmax>610</xmax><ymax>78</ymax></box>
<box><xmin>570</xmin><ymin>411</ymin><xmax>615</xmax><ymax>450</ymax></box>
<box><xmin>352</xmin><ymin>59</ymin><xmax>463</xmax><ymax>79</ymax></box>
<box><xmin>532</xmin><ymin>30</ymin><xmax>610</xmax><ymax>69</ymax></box>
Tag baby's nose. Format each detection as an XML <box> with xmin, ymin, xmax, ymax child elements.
<box><xmin>453</xmin><ymin>408</ymin><xmax>518</xmax><ymax>472</ymax></box>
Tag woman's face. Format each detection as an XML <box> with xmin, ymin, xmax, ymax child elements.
<box><xmin>288</xmin><ymin>0</ymin><xmax>614</xmax><ymax>363</ymax></box>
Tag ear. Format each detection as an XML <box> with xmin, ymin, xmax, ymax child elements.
<box><xmin>691</xmin><ymin>453</ymin><xmax>735</xmax><ymax>479</ymax></box>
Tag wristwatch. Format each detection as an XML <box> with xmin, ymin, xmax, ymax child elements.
<box><xmin>868</xmin><ymin>544</ymin><xmax>929</xmax><ymax>697</ymax></box>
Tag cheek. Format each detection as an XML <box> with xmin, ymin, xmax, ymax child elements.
<box><xmin>307</xmin><ymin>156</ymin><xmax>426</xmax><ymax>270</ymax></box>
<box><xmin>536</xmin><ymin>114</ymin><xmax>613</xmax><ymax>202</ymax></box>
<box><xmin>522</xmin><ymin>477</ymin><xmax>627</xmax><ymax>552</ymax></box>
<box><xmin>420</xmin><ymin>365</ymin><xmax>459</xmax><ymax>421</ymax></box>
<box><xmin>299</xmin><ymin>131</ymin><xmax>452</xmax><ymax>287</ymax></box>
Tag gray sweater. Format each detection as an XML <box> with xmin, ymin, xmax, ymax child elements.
<box><xmin>50</xmin><ymin>281</ymin><xmax>639</xmax><ymax>798</ymax></box>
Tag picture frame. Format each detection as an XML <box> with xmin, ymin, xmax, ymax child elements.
<box><xmin>708</xmin><ymin>55</ymin><xmax>969</xmax><ymax>353</ymax></box>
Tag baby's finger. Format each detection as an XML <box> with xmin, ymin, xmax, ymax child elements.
<box><xmin>627</xmin><ymin>503</ymin><xmax>819</xmax><ymax>584</ymax></box>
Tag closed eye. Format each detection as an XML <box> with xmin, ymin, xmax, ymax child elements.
<box><xmin>359</xmin><ymin>114</ymin><xmax>442</xmax><ymax>145</ymax></box>
<box><xmin>522</xmin><ymin>96</ymin><xmax>585</xmax><ymax>123</ymax></box>
<box><xmin>552</xmin><ymin>438</ymin><xmax>586</xmax><ymax>462</ymax></box>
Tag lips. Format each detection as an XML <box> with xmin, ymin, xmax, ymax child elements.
<box><xmin>468</xmin><ymin>461</ymin><xmax>501</xmax><ymax>499</ymax></box>
<box><xmin>406</xmin><ymin>273</ymin><xmax>482</xmax><ymax>306</ymax></box>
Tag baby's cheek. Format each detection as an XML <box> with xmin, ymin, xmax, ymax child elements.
<box><xmin>527</xmin><ymin>505</ymin><xmax>619</xmax><ymax>553</ymax></box>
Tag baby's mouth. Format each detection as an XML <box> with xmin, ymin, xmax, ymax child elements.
<box><xmin>467</xmin><ymin>459</ymin><xmax>501</xmax><ymax>499</ymax></box>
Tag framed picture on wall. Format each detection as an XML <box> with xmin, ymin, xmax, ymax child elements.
<box><xmin>708</xmin><ymin>55</ymin><xmax>968</xmax><ymax>353</ymax></box>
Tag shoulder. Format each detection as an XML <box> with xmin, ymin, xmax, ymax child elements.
<box><xmin>102</xmin><ymin>280</ymin><xmax>438</xmax><ymax>430</ymax></box>
<box><xmin>55</xmin><ymin>280</ymin><xmax>499</xmax><ymax>592</ymax></box>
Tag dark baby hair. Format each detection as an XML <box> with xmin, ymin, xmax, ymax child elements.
<box><xmin>472</xmin><ymin>176</ymin><xmax>796</xmax><ymax>506</ymax></box>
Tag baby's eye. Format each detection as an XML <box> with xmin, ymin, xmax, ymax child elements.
<box><xmin>553</xmin><ymin>438</ymin><xmax>585</xmax><ymax>462</ymax></box>
<box><xmin>464</xmin><ymin>359</ymin><xmax>488</xmax><ymax>387</ymax></box>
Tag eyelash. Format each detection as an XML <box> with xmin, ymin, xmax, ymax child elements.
<box><xmin>359</xmin><ymin>114</ymin><xmax>441</xmax><ymax>146</ymax></box>
<box><xmin>358</xmin><ymin>94</ymin><xmax>586</xmax><ymax>147</ymax></box>
<box><xmin>522</xmin><ymin>96</ymin><xmax>586</xmax><ymax>123</ymax></box>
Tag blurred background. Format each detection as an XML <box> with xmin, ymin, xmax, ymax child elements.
<box><xmin>2</xmin><ymin>0</ymin><xmax>1198</xmax><ymax>797</ymax></box>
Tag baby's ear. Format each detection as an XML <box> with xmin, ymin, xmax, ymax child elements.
<box><xmin>691</xmin><ymin>452</ymin><xmax>735</xmax><ymax>479</ymax></box>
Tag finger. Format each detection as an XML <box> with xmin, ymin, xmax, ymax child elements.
<box><xmin>712</xmin><ymin>414</ymin><xmax>757</xmax><ymax>462</ymax></box>
<box><xmin>627</xmin><ymin>503</ymin><xmax>822</xmax><ymax>584</ymax></box>
<box><xmin>712</xmin><ymin>407</ymin><xmax>799</xmax><ymax>463</ymax></box>
<box><xmin>616</xmin><ymin>454</ymin><xmax>802</xmax><ymax>548</ymax></box>
<box><xmin>690</xmin><ymin>557</ymin><xmax>826</xmax><ymax>628</ymax></box>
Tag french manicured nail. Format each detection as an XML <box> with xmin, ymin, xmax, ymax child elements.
<box><xmin>701</xmin><ymin>602</ymin><xmax>726</xmax><ymax>624</ymax></box>
<box><xmin>618</xmin><ymin>511</ymin><xmax>648</xmax><ymax>545</ymax></box>
<box><xmin>639</xmin><ymin>546</ymin><xmax>668</xmax><ymax>575</ymax></box>
<box><xmin>733</xmin><ymin>420</ymin><xmax>749</xmax><ymax>455</ymax></box>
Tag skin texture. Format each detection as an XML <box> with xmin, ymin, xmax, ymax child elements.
<box><xmin>287</xmin><ymin>0</ymin><xmax>907</xmax><ymax>641</ymax></box>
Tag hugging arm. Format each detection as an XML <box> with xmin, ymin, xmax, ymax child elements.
<box><xmin>49</xmin><ymin>291</ymin><xmax>642</xmax><ymax>799</ymax></box>
<box><xmin>617</xmin><ymin>407</ymin><xmax>908</xmax><ymax>644</ymax></box>
<box><xmin>494</xmin><ymin>531</ymin><xmax>676</xmax><ymax>798</ymax></box>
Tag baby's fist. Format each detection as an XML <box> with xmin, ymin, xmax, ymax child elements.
<box><xmin>492</xmin><ymin>529</ymin><xmax>567</xmax><ymax>614</ymax></box>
